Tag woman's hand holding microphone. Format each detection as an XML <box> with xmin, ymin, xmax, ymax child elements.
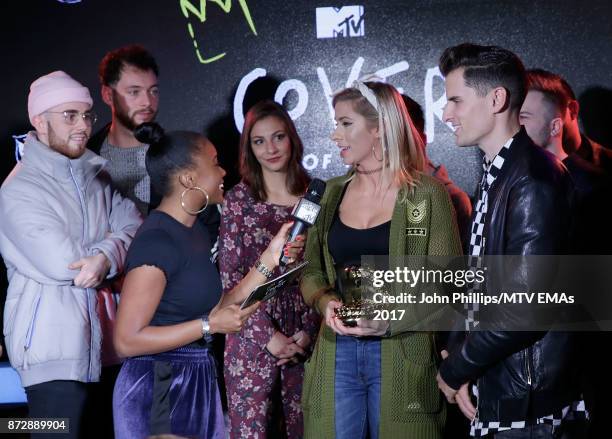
<box><xmin>212</xmin><ymin>221</ymin><xmax>306</xmax><ymax>334</ymax></box>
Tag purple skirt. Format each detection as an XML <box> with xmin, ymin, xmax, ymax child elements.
<box><xmin>113</xmin><ymin>346</ymin><xmax>225</xmax><ymax>439</ymax></box>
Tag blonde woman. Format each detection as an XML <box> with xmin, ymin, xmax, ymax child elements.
<box><xmin>300</xmin><ymin>81</ymin><xmax>462</xmax><ymax>439</ymax></box>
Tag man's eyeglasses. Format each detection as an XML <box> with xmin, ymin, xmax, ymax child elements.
<box><xmin>45</xmin><ymin>110</ymin><xmax>98</xmax><ymax>126</ymax></box>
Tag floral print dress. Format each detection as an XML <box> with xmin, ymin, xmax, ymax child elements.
<box><xmin>220</xmin><ymin>181</ymin><xmax>320</xmax><ymax>439</ymax></box>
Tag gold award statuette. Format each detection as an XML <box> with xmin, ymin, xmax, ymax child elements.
<box><xmin>335</xmin><ymin>298</ymin><xmax>382</xmax><ymax>327</ymax></box>
<box><xmin>334</xmin><ymin>265</ymin><xmax>385</xmax><ymax>327</ymax></box>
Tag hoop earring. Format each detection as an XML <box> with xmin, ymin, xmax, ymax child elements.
<box><xmin>180</xmin><ymin>186</ymin><xmax>209</xmax><ymax>215</ymax></box>
<box><xmin>372</xmin><ymin>144</ymin><xmax>384</xmax><ymax>162</ymax></box>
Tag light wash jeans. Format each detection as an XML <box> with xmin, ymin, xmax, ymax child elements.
<box><xmin>334</xmin><ymin>335</ymin><xmax>381</xmax><ymax>439</ymax></box>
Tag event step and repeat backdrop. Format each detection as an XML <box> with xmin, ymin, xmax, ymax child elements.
<box><xmin>1</xmin><ymin>1</ymin><xmax>611</xmax><ymax>399</ymax></box>
<box><xmin>2</xmin><ymin>0</ymin><xmax>611</xmax><ymax>192</ymax></box>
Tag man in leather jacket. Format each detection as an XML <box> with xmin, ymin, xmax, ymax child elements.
<box><xmin>435</xmin><ymin>44</ymin><xmax>580</xmax><ymax>438</ymax></box>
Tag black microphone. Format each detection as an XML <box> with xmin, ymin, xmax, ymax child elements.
<box><xmin>279</xmin><ymin>178</ymin><xmax>326</xmax><ymax>266</ymax></box>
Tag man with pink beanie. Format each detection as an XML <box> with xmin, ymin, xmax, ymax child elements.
<box><xmin>0</xmin><ymin>71</ymin><xmax>141</xmax><ymax>437</ymax></box>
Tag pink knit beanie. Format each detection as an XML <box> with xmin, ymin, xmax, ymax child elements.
<box><xmin>27</xmin><ymin>71</ymin><xmax>93</xmax><ymax>125</ymax></box>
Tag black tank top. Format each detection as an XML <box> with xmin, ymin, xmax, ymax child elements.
<box><xmin>328</xmin><ymin>185</ymin><xmax>391</xmax><ymax>266</ymax></box>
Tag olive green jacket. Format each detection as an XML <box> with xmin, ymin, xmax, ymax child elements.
<box><xmin>300</xmin><ymin>173</ymin><xmax>462</xmax><ymax>439</ymax></box>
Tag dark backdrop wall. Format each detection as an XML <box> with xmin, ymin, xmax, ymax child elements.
<box><xmin>1</xmin><ymin>0</ymin><xmax>611</xmax><ymax>355</ymax></box>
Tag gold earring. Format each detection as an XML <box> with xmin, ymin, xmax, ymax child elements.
<box><xmin>372</xmin><ymin>144</ymin><xmax>384</xmax><ymax>162</ymax></box>
<box><xmin>180</xmin><ymin>186</ymin><xmax>209</xmax><ymax>215</ymax></box>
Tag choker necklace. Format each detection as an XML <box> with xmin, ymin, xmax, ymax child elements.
<box><xmin>355</xmin><ymin>166</ymin><xmax>383</xmax><ymax>175</ymax></box>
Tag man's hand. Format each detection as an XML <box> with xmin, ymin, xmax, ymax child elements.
<box><xmin>455</xmin><ymin>382</ymin><xmax>477</xmax><ymax>420</ymax></box>
<box><xmin>436</xmin><ymin>370</ymin><xmax>458</xmax><ymax>403</ymax></box>
<box><xmin>437</xmin><ymin>350</ymin><xmax>477</xmax><ymax>420</ymax></box>
<box><xmin>69</xmin><ymin>253</ymin><xmax>111</xmax><ymax>288</ymax></box>
<box><xmin>437</xmin><ymin>349</ymin><xmax>458</xmax><ymax>403</ymax></box>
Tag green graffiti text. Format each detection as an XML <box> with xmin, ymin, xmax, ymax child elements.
<box><xmin>179</xmin><ymin>0</ymin><xmax>257</xmax><ymax>64</ymax></box>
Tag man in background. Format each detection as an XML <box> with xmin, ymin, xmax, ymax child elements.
<box><xmin>521</xmin><ymin>68</ymin><xmax>610</xmax><ymax>438</ymax></box>
<box><xmin>520</xmin><ymin>69</ymin><xmax>611</xmax><ymax>173</ymax></box>
<box><xmin>89</xmin><ymin>45</ymin><xmax>221</xmax><ymax>251</ymax></box>
<box><xmin>88</xmin><ymin>44</ymin><xmax>160</xmax><ymax>216</ymax></box>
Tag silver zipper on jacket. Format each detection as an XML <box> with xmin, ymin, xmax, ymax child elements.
<box><xmin>524</xmin><ymin>347</ymin><xmax>532</xmax><ymax>385</ymax></box>
<box><xmin>23</xmin><ymin>293</ymin><xmax>42</xmax><ymax>369</ymax></box>
<box><xmin>474</xmin><ymin>380</ymin><xmax>480</xmax><ymax>423</ymax></box>
<box><xmin>69</xmin><ymin>164</ymin><xmax>94</xmax><ymax>382</ymax></box>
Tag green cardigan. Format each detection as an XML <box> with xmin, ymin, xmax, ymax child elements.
<box><xmin>300</xmin><ymin>173</ymin><xmax>462</xmax><ymax>439</ymax></box>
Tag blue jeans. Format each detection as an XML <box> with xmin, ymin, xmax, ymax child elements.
<box><xmin>334</xmin><ymin>335</ymin><xmax>381</xmax><ymax>439</ymax></box>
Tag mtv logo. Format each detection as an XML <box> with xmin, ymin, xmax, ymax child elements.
<box><xmin>316</xmin><ymin>6</ymin><xmax>365</xmax><ymax>39</ymax></box>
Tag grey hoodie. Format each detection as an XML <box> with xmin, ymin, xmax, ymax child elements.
<box><xmin>0</xmin><ymin>132</ymin><xmax>142</xmax><ymax>387</ymax></box>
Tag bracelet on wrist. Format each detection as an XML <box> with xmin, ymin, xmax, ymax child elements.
<box><xmin>264</xmin><ymin>345</ymin><xmax>279</xmax><ymax>359</ymax></box>
<box><xmin>201</xmin><ymin>314</ymin><xmax>213</xmax><ymax>342</ymax></box>
<box><xmin>255</xmin><ymin>259</ymin><xmax>274</xmax><ymax>279</ymax></box>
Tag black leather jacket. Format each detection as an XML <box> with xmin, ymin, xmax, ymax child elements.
<box><xmin>440</xmin><ymin>128</ymin><xmax>579</xmax><ymax>423</ymax></box>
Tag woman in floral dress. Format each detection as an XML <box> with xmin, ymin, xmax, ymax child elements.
<box><xmin>220</xmin><ymin>100</ymin><xmax>320</xmax><ymax>438</ymax></box>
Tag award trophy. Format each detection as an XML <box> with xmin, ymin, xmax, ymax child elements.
<box><xmin>334</xmin><ymin>264</ymin><xmax>384</xmax><ymax>327</ymax></box>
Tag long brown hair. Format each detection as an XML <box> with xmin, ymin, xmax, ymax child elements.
<box><xmin>239</xmin><ymin>100</ymin><xmax>310</xmax><ymax>201</ymax></box>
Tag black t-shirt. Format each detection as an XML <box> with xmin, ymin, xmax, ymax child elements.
<box><xmin>125</xmin><ymin>210</ymin><xmax>222</xmax><ymax>326</ymax></box>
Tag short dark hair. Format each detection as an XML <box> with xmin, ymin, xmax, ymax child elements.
<box><xmin>526</xmin><ymin>68</ymin><xmax>576</xmax><ymax>115</ymax></box>
<box><xmin>439</xmin><ymin>43</ymin><xmax>527</xmax><ymax>111</ymax></box>
<box><xmin>135</xmin><ymin>122</ymin><xmax>202</xmax><ymax>197</ymax></box>
<box><xmin>239</xmin><ymin>100</ymin><xmax>310</xmax><ymax>202</ymax></box>
<box><xmin>98</xmin><ymin>44</ymin><xmax>159</xmax><ymax>86</ymax></box>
